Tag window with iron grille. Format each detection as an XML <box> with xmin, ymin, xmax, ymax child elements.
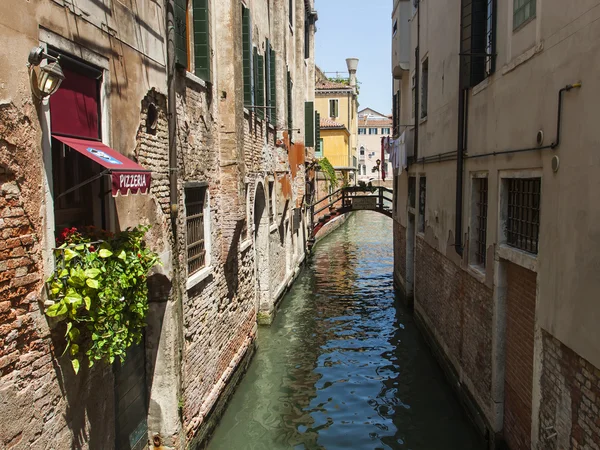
<box><xmin>242</xmin><ymin>182</ymin><xmax>249</xmax><ymax>241</ymax></box>
<box><xmin>419</xmin><ymin>177</ymin><xmax>426</xmax><ymax>232</ymax></box>
<box><xmin>268</xmin><ymin>180</ymin><xmax>275</xmax><ymax>222</ymax></box>
<box><xmin>474</xmin><ymin>178</ymin><xmax>489</xmax><ymax>267</ymax></box>
<box><xmin>506</xmin><ymin>178</ymin><xmax>541</xmax><ymax>254</ymax></box>
<box><xmin>409</xmin><ymin>176</ymin><xmax>416</xmax><ymax>208</ymax></box>
<box><xmin>421</xmin><ymin>58</ymin><xmax>429</xmax><ymax>119</ymax></box>
<box><xmin>460</xmin><ymin>0</ymin><xmax>496</xmax><ymax>88</ymax></box>
<box><xmin>411</xmin><ymin>74</ymin><xmax>416</xmax><ymax>119</ymax></box>
<box><xmin>185</xmin><ymin>184</ymin><xmax>207</xmax><ymax>276</ymax></box>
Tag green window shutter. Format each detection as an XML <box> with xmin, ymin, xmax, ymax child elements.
<box><xmin>287</xmin><ymin>71</ymin><xmax>293</xmax><ymax>133</ymax></box>
<box><xmin>174</xmin><ymin>0</ymin><xmax>188</xmax><ymax>67</ymax></box>
<box><xmin>253</xmin><ymin>47</ymin><xmax>258</xmax><ymax>108</ymax></box>
<box><xmin>242</xmin><ymin>6</ymin><xmax>252</xmax><ymax>106</ymax></box>
<box><xmin>193</xmin><ymin>0</ymin><xmax>211</xmax><ymax>81</ymax></box>
<box><xmin>270</xmin><ymin>47</ymin><xmax>277</xmax><ymax>124</ymax></box>
<box><xmin>265</xmin><ymin>39</ymin><xmax>271</xmax><ymax>122</ymax></box>
<box><xmin>315</xmin><ymin>111</ymin><xmax>321</xmax><ymax>155</ymax></box>
<box><xmin>304</xmin><ymin>101</ymin><xmax>314</xmax><ymax>147</ymax></box>
<box><xmin>257</xmin><ymin>54</ymin><xmax>265</xmax><ymax>120</ymax></box>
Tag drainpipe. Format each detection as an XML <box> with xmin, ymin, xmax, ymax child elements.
<box><xmin>167</xmin><ymin>1</ymin><xmax>179</xmax><ymax>232</ymax></box>
<box><xmin>454</xmin><ymin>5</ymin><xmax>466</xmax><ymax>257</ymax></box>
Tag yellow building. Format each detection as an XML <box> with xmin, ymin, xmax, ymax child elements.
<box><xmin>314</xmin><ymin>61</ymin><xmax>359</xmax><ymax>177</ymax></box>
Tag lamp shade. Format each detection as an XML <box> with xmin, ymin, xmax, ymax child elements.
<box><xmin>38</xmin><ymin>61</ymin><xmax>65</xmax><ymax>96</ymax></box>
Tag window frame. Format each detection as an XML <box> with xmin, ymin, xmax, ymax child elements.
<box><xmin>513</xmin><ymin>0</ymin><xmax>536</xmax><ymax>30</ymax></box>
<box><xmin>358</xmin><ymin>128</ymin><xmax>366</xmax><ymax>135</ymax></box>
<box><xmin>504</xmin><ymin>177</ymin><xmax>541</xmax><ymax>255</ymax></box>
<box><xmin>418</xmin><ymin>176</ymin><xmax>426</xmax><ymax>233</ymax></box>
<box><xmin>421</xmin><ymin>57</ymin><xmax>429</xmax><ymax>119</ymax></box>
<box><xmin>368</xmin><ymin>128</ymin><xmax>378</xmax><ymax>135</ymax></box>
<box><xmin>470</xmin><ymin>174</ymin><xmax>489</xmax><ymax>270</ymax></box>
<box><xmin>184</xmin><ymin>182</ymin><xmax>211</xmax><ymax>281</ymax></box>
<box><xmin>328</xmin><ymin>98</ymin><xmax>339</xmax><ymax>119</ymax></box>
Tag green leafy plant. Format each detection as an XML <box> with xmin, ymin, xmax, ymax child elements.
<box><xmin>45</xmin><ymin>225</ymin><xmax>160</xmax><ymax>374</ymax></box>
<box><xmin>318</xmin><ymin>157</ymin><xmax>338</xmax><ymax>190</ymax></box>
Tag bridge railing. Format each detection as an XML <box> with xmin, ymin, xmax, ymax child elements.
<box><xmin>311</xmin><ymin>186</ymin><xmax>394</xmax><ymax>216</ymax></box>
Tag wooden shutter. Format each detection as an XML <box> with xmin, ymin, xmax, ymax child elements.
<box><xmin>270</xmin><ymin>47</ymin><xmax>277</xmax><ymax>123</ymax></box>
<box><xmin>174</xmin><ymin>0</ymin><xmax>188</xmax><ymax>67</ymax></box>
<box><xmin>253</xmin><ymin>47</ymin><xmax>258</xmax><ymax>109</ymax></box>
<box><xmin>257</xmin><ymin>54</ymin><xmax>265</xmax><ymax>119</ymax></box>
<box><xmin>193</xmin><ymin>0</ymin><xmax>211</xmax><ymax>81</ymax></box>
<box><xmin>242</xmin><ymin>6</ymin><xmax>252</xmax><ymax>106</ymax></box>
<box><xmin>304</xmin><ymin>101</ymin><xmax>314</xmax><ymax>147</ymax></box>
<box><xmin>265</xmin><ymin>39</ymin><xmax>271</xmax><ymax>123</ymax></box>
<box><xmin>392</xmin><ymin>92</ymin><xmax>398</xmax><ymax>136</ymax></box>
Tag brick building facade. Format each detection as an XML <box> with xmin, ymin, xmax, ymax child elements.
<box><xmin>391</xmin><ymin>0</ymin><xmax>600</xmax><ymax>448</ymax></box>
<box><xmin>0</xmin><ymin>0</ymin><xmax>317</xmax><ymax>448</ymax></box>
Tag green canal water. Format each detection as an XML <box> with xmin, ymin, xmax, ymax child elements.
<box><xmin>208</xmin><ymin>211</ymin><xmax>484</xmax><ymax>449</ymax></box>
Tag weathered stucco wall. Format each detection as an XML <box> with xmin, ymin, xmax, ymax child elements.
<box><xmin>393</xmin><ymin>0</ymin><xmax>600</xmax><ymax>447</ymax></box>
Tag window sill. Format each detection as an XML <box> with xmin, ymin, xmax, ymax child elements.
<box><xmin>185</xmin><ymin>71</ymin><xmax>208</xmax><ymax>89</ymax></box>
<box><xmin>187</xmin><ymin>265</ymin><xmax>213</xmax><ymax>291</ymax></box>
<box><xmin>497</xmin><ymin>244</ymin><xmax>538</xmax><ymax>272</ymax></box>
<box><xmin>240</xmin><ymin>239</ymin><xmax>252</xmax><ymax>252</ymax></box>
<box><xmin>244</xmin><ymin>107</ymin><xmax>250</xmax><ymax>116</ymax></box>
<box><xmin>467</xmin><ymin>264</ymin><xmax>487</xmax><ymax>283</ymax></box>
<box><xmin>419</xmin><ymin>116</ymin><xmax>428</xmax><ymax>125</ymax></box>
<box><xmin>502</xmin><ymin>42</ymin><xmax>543</xmax><ymax>76</ymax></box>
<box><xmin>472</xmin><ymin>77</ymin><xmax>490</xmax><ymax>96</ymax></box>
<box><xmin>270</xmin><ymin>223</ymin><xmax>278</xmax><ymax>233</ymax></box>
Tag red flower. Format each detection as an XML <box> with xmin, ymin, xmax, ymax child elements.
<box><xmin>89</xmin><ymin>245</ymin><xmax>96</xmax><ymax>252</ymax></box>
<box><xmin>137</xmin><ymin>253</ymin><xmax>142</xmax><ymax>258</ymax></box>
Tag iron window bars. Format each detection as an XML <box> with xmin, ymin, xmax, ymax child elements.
<box><xmin>185</xmin><ymin>185</ymin><xmax>207</xmax><ymax>276</ymax></box>
<box><xmin>419</xmin><ymin>177</ymin><xmax>426</xmax><ymax>233</ymax></box>
<box><xmin>475</xmin><ymin>178</ymin><xmax>489</xmax><ymax>267</ymax></box>
<box><xmin>506</xmin><ymin>178</ymin><xmax>541</xmax><ymax>254</ymax></box>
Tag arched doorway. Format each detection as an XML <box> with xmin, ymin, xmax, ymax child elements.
<box><xmin>253</xmin><ymin>182</ymin><xmax>270</xmax><ymax>320</ymax></box>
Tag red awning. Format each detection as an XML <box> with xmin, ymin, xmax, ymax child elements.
<box><xmin>52</xmin><ymin>135</ymin><xmax>151</xmax><ymax>197</ymax></box>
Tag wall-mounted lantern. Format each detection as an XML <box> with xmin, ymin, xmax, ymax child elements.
<box><xmin>27</xmin><ymin>46</ymin><xmax>65</xmax><ymax>99</ymax></box>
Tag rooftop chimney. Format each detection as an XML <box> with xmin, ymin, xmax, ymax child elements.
<box><xmin>346</xmin><ymin>57</ymin><xmax>359</xmax><ymax>93</ymax></box>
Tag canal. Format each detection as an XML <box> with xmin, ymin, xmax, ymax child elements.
<box><xmin>208</xmin><ymin>211</ymin><xmax>484</xmax><ymax>449</ymax></box>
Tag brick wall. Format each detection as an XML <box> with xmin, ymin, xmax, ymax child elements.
<box><xmin>414</xmin><ymin>236</ymin><xmax>494</xmax><ymax>420</ymax></box>
<box><xmin>538</xmin><ymin>329</ymin><xmax>600</xmax><ymax>449</ymax></box>
<box><xmin>503</xmin><ymin>262</ymin><xmax>536</xmax><ymax>450</ymax></box>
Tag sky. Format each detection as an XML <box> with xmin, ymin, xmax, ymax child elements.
<box><xmin>314</xmin><ymin>0</ymin><xmax>392</xmax><ymax>115</ymax></box>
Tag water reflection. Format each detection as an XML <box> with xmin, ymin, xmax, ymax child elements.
<box><xmin>208</xmin><ymin>212</ymin><xmax>484</xmax><ymax>450</ymax></box>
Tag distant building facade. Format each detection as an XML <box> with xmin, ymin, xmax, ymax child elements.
<box><xmin>357</xmin><ymin>108</ymin><xmax>392</xmax><ymax>183</ymax></box>
<box><xmin>392</xmin><ymin>0</ymin><xmax>600</xmax><ymax>448</ymax></box>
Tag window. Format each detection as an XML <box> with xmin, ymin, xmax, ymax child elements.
<box><xmin>242</xmin><ymin>183</ymin><xmax>249</xmax><ymax>241</ymax></box>
<box><xmin>409</xmin><ymin>176</ymin><xmax>416</xmax><ymax>208</ymax></box>
<box><xmin>358</xmin><ymin>128</ymin><xmax>366</xmax><ymax>135</ymax></box>
<box><xmin>506</xmin><ymin>178</ymin><xmax>541</xmax><ymax>254</ymax></box>
<box><xmin>392</xmin><ymin>90</ymin><xmax>400</xmax><ymax>136</ymax></box>
<box><xmin>411</xmin><ymin>74</ymin><xmax>416</xmax><ymax>119</ymax></box>
<box><xmin>369</xmin><ymin>128</ymin><xmax>378</xmax><ymax>135</ymax></box>
<box><xmin>329</xmin><ymin>99</ymin><xmax>339</xmax><ymax>119</ymax></box>
<box><xmin>514</xmin><ymin>0</ymin><xmax>535</xmax><ymax>29</ymax></box>
<box><xmin>315</xmin><ymin>111</ymin><xmax>322</xmax><ymax>156</ymax></box>
<box><xmin>418</xmin><ymin>177</ymin><xmax>426</xmax><ymax>232</ymax></box>
<box><xmin>382</xmin><ymin>128</ymin><xmax>391</xmax><ymax>135</ymax></box>
<box><xmin>360</xmin><ymin>146</ymin><xmax>365</xmax><ymax>156</ymax></box>
<box><xmin>174</xmin><ymin>0</ymin><xmax>211</xmax><ymax>81</ymax></box>
<box><xmin>392</xmin><ymin>19</ymin><xmax>398</xmax><ymax>37</ymax></box>
<box><xmin>305</xmin><ymin>101</ymin><xmax>315</xmax><ymax>147</ymax></box>
<box><xmin>461</xmin><ymin>0</ymin><xmax>497</xmax><ymax>87</ymax></box>
<box><xmin>268</xmin><ymin>43</ymin><xmax>276</xmax><ymax>123</ymax></box>
<box><xmin>268</xmin><ymin>180</ymin><xmax>275</xmax><ymax>222</ymax></box>
<box><xmin>289</xmin><ymin>0</ymin><xmax>293</xmax><ymax>26</ymax></box>
<box><xmin>473</xmin><ymin>177</ymin><xmax>489</xmax><ymax>267</ymax></box>
<box><xmin>316</xmin><ymin>138</ymin><xmax>324</xmax><ymax>158</ymax></box>
<box><xmin>242</xmin><ymin>5</ymin><xmax>253</xmax><ymax>106</ymax></box>
<box><xmin>185</xmin><ymin>184</ymin><xmax>208</xmax><ymax>276</ymax></box>
<box><xmin>421</xmin><ymin>58</ymin><xmax>428</xmax><ymax>119</ymax></box>
<box><xmin>304</xmin><ymin>10</ymin><xmax>310</xmax><ymax>59</ymax></box>
<box><xmin>254</xmin><ymin>48</ymin><xmax>265</xmax><ymax>120</ymax></box>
